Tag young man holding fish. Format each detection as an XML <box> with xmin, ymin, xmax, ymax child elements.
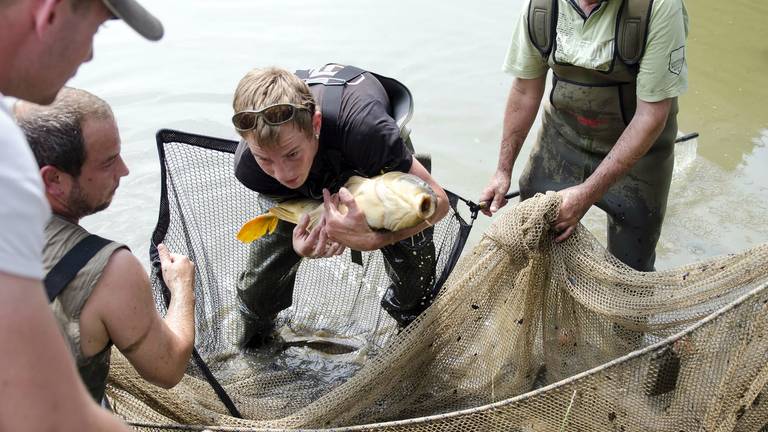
<box><xmin>480</xmin><ymin>0</ymin><xmax>689</xmax><ymax>272</ymax></box>
<box><xmin>232</xmin><ymin>65</ymin><xmax>449</xmax><ymax>348</ymax></box>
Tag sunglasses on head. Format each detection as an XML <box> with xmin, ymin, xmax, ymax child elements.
<box><xmin>232</xmin><ymin>103</ymin><xmax>311</xmax><ymax>132</ymax></box>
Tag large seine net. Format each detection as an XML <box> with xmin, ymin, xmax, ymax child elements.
<box><xmin>106</xmin><ymin>130</ymin><xmax>768</xmax><ymax>431</ymax></box>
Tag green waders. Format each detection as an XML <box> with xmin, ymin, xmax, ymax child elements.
<box><xmin>519</xmin><ymin>41</ymin><xmax>679</xmax><ymax>272</ymax></box>
<box><xmin>522</xmin><ymin>0</ymin><xmax>681</xmax><ymax>385</ymax></box>
<box><xmin>522</xmin><ymin>0</ymin><xmax>679</xmax><ymax>271</ymax></box>
<box><xmin>519</xmin><ymin>28</ymin><xmax>678</xmax><ymax>362</ymax></box>
<box><xmin>520</xmin><ymin>105</ymin><xmax>676</xmax><ymax>272</ymax></box>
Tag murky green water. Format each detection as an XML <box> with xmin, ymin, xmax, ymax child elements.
<box><xmin>74</xmin><ymin>0</ymin><xmax>766</xmax><ymax>271</ymax></box>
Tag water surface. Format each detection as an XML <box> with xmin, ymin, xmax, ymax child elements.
<box><xmin>73</xmin><ymin>0</ymin><xmax>767</xmax><ymax>271</ymax></box>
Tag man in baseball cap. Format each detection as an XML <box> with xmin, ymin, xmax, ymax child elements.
<box><xmin>0</xmin><ymin>0</ymin><xmax>164</xmax><ymax>430</ymax></box>
<box><xmin>102</xmin><ymin>0</ymin><xmax>164</xmax><ymax>41</ymax></box>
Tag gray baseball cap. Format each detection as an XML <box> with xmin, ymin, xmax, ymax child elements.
<box><xmin>101</xmin><ymin>0</ymin><xmax>164</xmax><ymax>41</ymax></box>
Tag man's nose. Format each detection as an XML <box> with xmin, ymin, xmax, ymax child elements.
<box><xmin>273</xmin><ymin>161</ymin><xmax>291</xmax><ymax>183</ymax></box>
<box><xmin>117</xmin><ymin>155</ymin><xmax>129</xmax><ymax>177</ymax></box>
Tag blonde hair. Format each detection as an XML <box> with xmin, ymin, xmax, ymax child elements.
<box><xmin>232</xmin><ymin>67</ymin><xmax>315</xmax><ymax>149</ymax></box>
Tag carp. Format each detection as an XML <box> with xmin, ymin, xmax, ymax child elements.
<box><xmin>237</xmin><ymin>171</ymin><xmax>438</xmax><ymax>243</ymax></box>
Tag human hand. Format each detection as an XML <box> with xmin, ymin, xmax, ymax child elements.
<box><xmin>553</xmin><ymin>185</ymin><xmax>594</xmax><ymax>242</ymax></box>
<box><xmin>323</xmin><ymin>187</ymin><xmax>376</xmax><ymax>251</ymax></box>
<box><xmin>478</xmin><ymin>171</ymin><xmax>512</xmax><ymax>216</ymax></box>
<box><xmin>157</xmin><ymin>243</ymin><xmax>195</xmax><ymax>295</ymax></box>
<box><xmin>292</xmin><ymin>213</ymin><xmax>345</xmax><ymax>258</ymax></box>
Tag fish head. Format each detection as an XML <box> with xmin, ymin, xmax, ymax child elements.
<box><xmin>373</xmin><ymin>172</ymin><xmax>437</xmax><ymax>231</ymax></box>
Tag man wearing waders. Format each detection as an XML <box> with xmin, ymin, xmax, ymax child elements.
<box><xmin>480</xmin><ymin>0</ymin><xmax>689</xmax><ymax>272</ymax></box>
<box><xmin>480</xmin><ymin>0</ymin><xmax>688</xmax><ymax>271</ymax></box>
<box><xmin>233</xmin><ymin>65</ymin><xmax>449</xmax><ymax>349</ymax></box>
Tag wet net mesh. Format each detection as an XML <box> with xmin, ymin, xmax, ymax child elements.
<box><xmin>106</xmin><ymin>129</ymin><xmax>768</xmax><ymax>431</ymax></box>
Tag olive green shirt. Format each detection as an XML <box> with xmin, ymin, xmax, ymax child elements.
<box><xmin>503</xmin><ymin>0</ymin><xmax>689</xmax><ymax>102</ymax></box>
<box><xmin>44</xmin><ymin>215</ymin><xmax>126</xmax><ymax>401</ymax></box>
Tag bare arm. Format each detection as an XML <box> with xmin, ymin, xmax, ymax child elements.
<box><xmin>321</xmin><ymin>157</ymin><xmax>450</xmax><ymax>252</ymax></box>
<box><xmin>479</xmin><ymin>76</ymin><xmax>546</xmax><ymax>215</ymax></box>
<box><xmin>552</xmin><ymin>98</ymin><xmax>673</xmax><ymax>241</ymax></box>
<box><xmin>80</xmin><ymin>244</ymin><xmax>195</xmax><ymax>389</ymax></box>
<box><xmin>0</xmin><ymin>272</ymin><xmax>131</xmax><ymax>431</ymax></box>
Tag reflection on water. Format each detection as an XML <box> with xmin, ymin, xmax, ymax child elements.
<box><xmin>196</xmin><ymin>262</ymin><xmax>386</xmax><ymax>416</ymax></box>
<box><xmin>243</xmin><ymin>325</ymin><xmax>368</xmax><ymax>390</ymax></box>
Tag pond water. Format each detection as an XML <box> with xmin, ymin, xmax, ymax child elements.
<box><xmin>73</xmin><ymin>0</ymin><xmax>767</xmax><ymax>271</ymax></box>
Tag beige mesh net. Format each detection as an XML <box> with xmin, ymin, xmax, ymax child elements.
<box><xmin>107</xmin><ymin>191</ymin><xmax>768</xmax><ymax>431</ymax></box>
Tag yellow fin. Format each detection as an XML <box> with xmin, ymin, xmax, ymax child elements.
<box><xmin>268</xmin><ymin>215</ymin><xmax>278</xmax><ymax>234</ymax></box>
<box><xmin>237</xmin><ymin>214</ymin><xmax>279</xmax><ymax>243</ymax></box>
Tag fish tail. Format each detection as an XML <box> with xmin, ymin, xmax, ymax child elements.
<box><xmin>237</xmin><ymin>214</ymin><xmax>279</xmax><ymax>243</ymax></box>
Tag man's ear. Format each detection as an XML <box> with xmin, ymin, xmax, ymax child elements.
<box><xmin>312</xmin><ymin>111</ymin><xmax>322</xmax><ymax>136</ymax></box>
<box><xmin>32</xmin><ymin>0</ymin><xmax>63</xmax><ymax>39</ymax></box>
<box><xmin>39</xmin><ymin>165</ymin><xmax>68</xmax><ymax>197</ymax></box>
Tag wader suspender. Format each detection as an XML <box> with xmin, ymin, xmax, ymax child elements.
<box><xmin>44</xmin><ymin>234</ymin><xmax>112</xmax><ymax>302</ymax></box>
<box><xmin>527</xmin><ymin>0</ymin><xmax>654</xmax><ymax>65</ymax></box>
<box><xmin>294</xmin><ymin>65</ymin><xmax>366</xmax><ymax>146</ymax></box>
<box><xmin>294</xmin><ymin>65</ymin><xmax>368</xmax><ymax>265</ymax></box>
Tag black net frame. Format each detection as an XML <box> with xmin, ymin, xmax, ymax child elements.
<box><xmin>145</xmin><ymin>129</ymin><xmax>474</xmax><ymax>420</ymax></box>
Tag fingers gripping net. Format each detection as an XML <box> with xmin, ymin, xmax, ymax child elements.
<box><xmin>107</xmin><ymin>130</ymin><xmax>768</xmax><ymax>431</ymax></box>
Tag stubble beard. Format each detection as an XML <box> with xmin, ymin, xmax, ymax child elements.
<box><xmin>68</xmin><ymin>181</ymin><xmax>112</xmax><ymax>220</ymax></box>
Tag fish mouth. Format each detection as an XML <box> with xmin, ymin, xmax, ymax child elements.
<box><xmin>417</xmin><ymin>193</ymin><xmax>436</xmax><ymax>220</ymax></box>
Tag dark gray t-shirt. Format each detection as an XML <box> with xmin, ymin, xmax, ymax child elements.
<box><xmin>234</xmin><ymin>67</ymin><xmax>412</xmax><ymax>201</ymax></box>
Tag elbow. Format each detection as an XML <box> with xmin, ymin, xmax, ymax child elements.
<box><xmin>160</xmin><ymin>361</ymin><xmax>188</xmax><ymax>389</ymax></box>
<box><xmin>433</xmin><ymin>188</ymin><xmax>450</xmax><ymax>222</ymax></box>
<box><xmin>145</xmin><ymin>357</ymin><xmax>188</xmax><ymax>389</ymax></box>
<box><xmin>635</xmin><ymin>98</ymin><xmax>672</xmax><ymax>135</ymax></box>
<box><xmin>142</xmin><ymin>343</ymin><xmax>193</xmax><ymax>389</ymax></box>
<box><xmin>163</xmin><ymin>342</ymin><xmax>194</xmax><ymax>388</ymax></box>
<box><xmin>150</xmin><ymin>374</ymin><xmax>182</xmax><ymax>390</ymax></box>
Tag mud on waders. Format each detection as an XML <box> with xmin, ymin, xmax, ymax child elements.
<box><xmin>523</xmin><ymin>0</ymin><xmax>678</xmax><ymax>273</ymax></box>
<box><xmin>238</xmin><ymin>65</ymin><xmax>439</xmax><ymax>350</ymax></box>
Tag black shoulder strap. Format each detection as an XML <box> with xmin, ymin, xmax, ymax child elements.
<box><xmin>527</xmin><ymin>0</ymin><xmax>652</xmax><ymax>66</ymax></box>
<box><xmin>528</xmin><ymin>0</ymin><xmax>558</xmax><ymax>57</ymax></box>
<box><xmin>44</xmin><ymin>234</ymin><xmax>113</xmax><ymax>302</ymax></box>
<box><xmin>295</xmin><ymin>65</ymin><xmax>369</xmax><ymax>267</ymax></box>
<box><xmin>617</xmin><ymin>0</ymin><xmax>654</xmax><ymax>65</ymax></box>
<box><xmin>295</xmin><ymin>65</ymin><xmax>366</xmax><ymax>146</ymax></box>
